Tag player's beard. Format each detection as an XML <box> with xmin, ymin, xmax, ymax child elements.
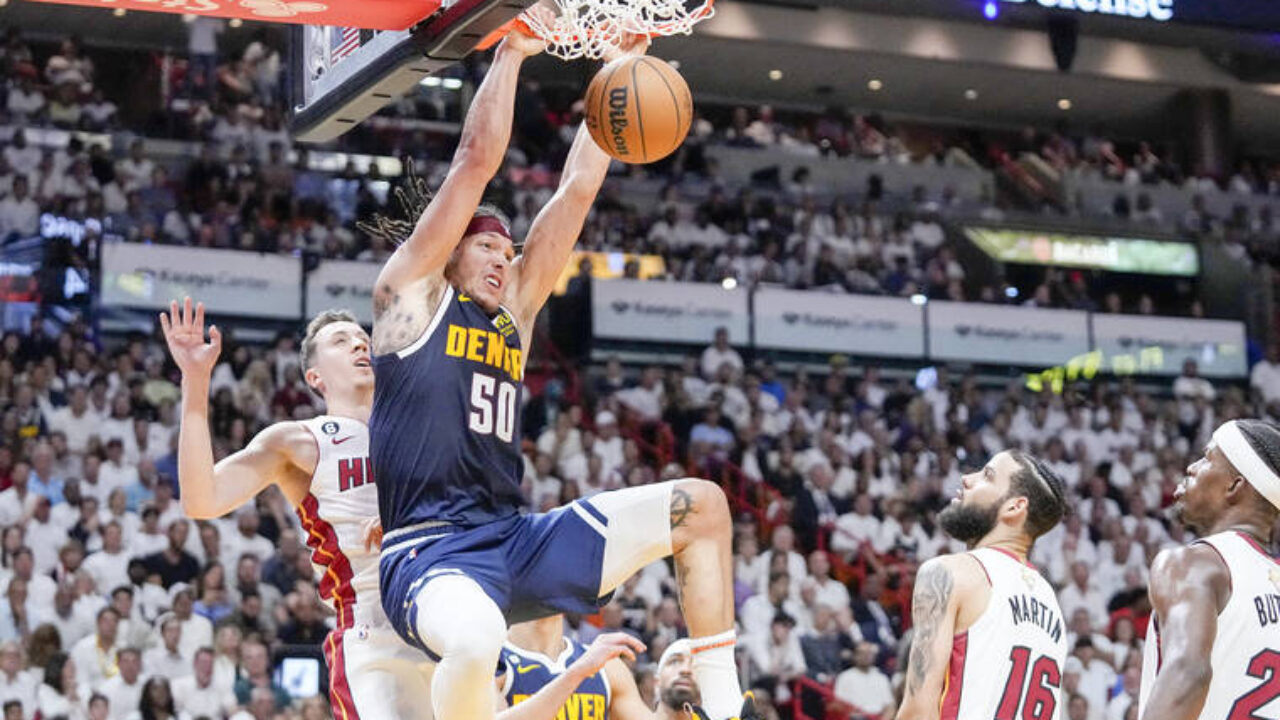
<box><xmin>938</xmin><ymin>496</ymin><xmax>1003</xmax><ymax>545</ymax></box>
<box><xmin>660</xmin><ymin>683</ymin><xmax>699</xmax><ymax>711</ymax></box>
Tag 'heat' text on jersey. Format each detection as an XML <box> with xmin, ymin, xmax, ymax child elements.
<box><xmin>338</xmin><ymin>458</ymin><xmax>374</xmax><ymax>492</ymax></box>
<box><xmin>445</xmin><ymin>325</ymin><xmax>523</xmax><ymax>382</ymax></box>
<box><xmin>510</xmin><ymin>693</ymin><xmax>606</xmax><ymax>720</ymax></box>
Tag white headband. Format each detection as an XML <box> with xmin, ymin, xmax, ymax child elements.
<box><xmin>1213</xmin><ymin>421</ymin><xmax>1280</xmax><ymax>511</ymax></box>
<box><xmin>658</xmin><ymin>639</ymin><xmax>693</xmax><ymax>671</ymax></box>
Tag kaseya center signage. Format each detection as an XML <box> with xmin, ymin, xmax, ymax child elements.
<box><xmin>1000</xmin><ymin>0</ymin><xmax>1174</xmax><ymax>22</ymax></box>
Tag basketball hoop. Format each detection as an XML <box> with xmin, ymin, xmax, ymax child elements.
<box><xmin>518</xmin><ymin>0</ymin><xmax>715</xmax><ymax>60</ymax></box>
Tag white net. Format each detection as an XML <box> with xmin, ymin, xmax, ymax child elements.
<box><xmin>519</xmin><ymin>0</ymin><xmax>715</xmax><ymax>61</ymax></box>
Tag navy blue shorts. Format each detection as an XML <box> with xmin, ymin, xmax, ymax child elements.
<box><xmin>379</xmin><ymin>499</ymin><xmax>611</xmax><ymax>659</ymax></box>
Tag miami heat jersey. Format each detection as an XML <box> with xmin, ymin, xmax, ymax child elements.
<box><xmin>370</xmin><ymin>285</ymin><xmax>525</xmax><ymax>531</ymax></box>
<box><xmin>502</xmin><ymin>638</ymin><xmax>611</xmax><ymax>720</ymax></box>
<box><xmin>296</xmin><ymin>415</ymin><xmax>380</xmax><ymax>630</ymax></box>
<box><xmin>939</xmin><ymin>547</ymin><xmax>1067</xmax><ymax>720</ymax></box>
<box><xmin>1138</xmin><ymin>531</ymin><xmax>1280</xmax><ymax>719</ymax></box>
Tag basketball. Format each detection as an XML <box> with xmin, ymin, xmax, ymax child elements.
<box><xmin>584</xmin><ymin>56</ymin><xmax>693</xmax><ymax>164</ymax></box>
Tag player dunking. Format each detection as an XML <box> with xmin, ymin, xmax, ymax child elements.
<box><xmin>361</xmin><ymin>20</ymin><xmax>748</xmax><ymax>720</ymax></box>
<box><xmin>896</xmin><ymin>450</ymin><xmax>1068</xmax><ymax>720</ymax></box>
<box><xmin>161</xmin><ymin>300</ymin><xmax>435</xmax><ymax>720</ymax></box>
<box><xmin>1137</xmin><ymin>419</ymin><xmax>1280</xmax><ymax>720</ymax></box>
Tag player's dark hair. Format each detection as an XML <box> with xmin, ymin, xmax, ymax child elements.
<box><xmin>356</xmin><ymin>158</ymin><xmax>433</xmax><ymax>246</ymax></box>
<box><xmin>1230</xmin><ymin>419</ymin><xmax>1280</xmax><ymax>513</ymax></box>
<box><xmin>300</xmin><ymin>309</ymin><xmax>360</xmax><ymax>373</ymax></box>
<box><xmin>1007</xmin><ymin>450</ymin><xmax>1068</xmax><ymax>540</ymax></box>
<box><xmin>357</xmin><ymin>159</ymin><xmax>513</xmax><ymax>246</ymax></box>
<box><xmin>1235</xmin><ymin>419</ymin><xmax>1280</xmax><ymax>475</ymax></box>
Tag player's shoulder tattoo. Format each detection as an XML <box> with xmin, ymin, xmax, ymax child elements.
<box><xmin>907</xmin><ymin>558</ymin><xmax>955</xmax><ymax>694</ymax></box>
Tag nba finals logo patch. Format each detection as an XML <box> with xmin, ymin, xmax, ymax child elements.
<box><xmin>321</xmin><ymin>421</ymin><xmax>339</xmax><ymax>436</ymax></box>
<box><xmin>493</xmin><ymin>311</ymin><xmax>517</xmax><ymax>339</ymax></box>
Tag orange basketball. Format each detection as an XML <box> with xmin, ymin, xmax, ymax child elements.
<box><xmin>585</xmin><ymin>56</ymin><xmax>693</xmax><ymax>164</ymax></box>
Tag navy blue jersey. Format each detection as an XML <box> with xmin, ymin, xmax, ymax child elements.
<box><xmin>370</xmin><ymin>285</ymin><xmax>526</xmax><ymax>530</ymax></box>
<box><xmin>502</xmin><ymin>639</ymin><xmax>611</xmax><ymax>720</ymax></box>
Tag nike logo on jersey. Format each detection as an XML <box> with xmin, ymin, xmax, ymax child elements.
<box><xmin>516</xmin><ymin>664</ymin><xmax>540</xmax><ymax>674</ymax></box>
<box><xmin>332</xmin><ymin>436</ymin><xmax>354</xmax><ymax>445</ymax></box>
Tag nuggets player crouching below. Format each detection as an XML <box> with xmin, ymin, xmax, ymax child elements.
<box><xmin>897</xmin><ymin>450</ymin><xmax>1068</xmax><ymax>720</ymax></box>
<box><xmin>161</xmin><ymin>299</ymin><xmax>433</xmax><ymax>720</ymax></box>
<box><xmin>1137</xmin><ymin>419</ymin><xmax>1280</xmax><ymax>720</ymax></box>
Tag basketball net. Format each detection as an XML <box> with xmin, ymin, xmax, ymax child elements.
<box><xmin>518</xmin><ymin>0</ymin><xmax>715</xmax><ymax>60</ymax></box>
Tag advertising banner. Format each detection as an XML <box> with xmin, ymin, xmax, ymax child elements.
<box><xmin>592</xmin><ymin>279</ymin><xmax>748</xmax><ymax>344</ymax></box>
<box><xmin>754</xmin><ymin>289</ymin><xmax>925</xmax><ymax>358</ymax></box>
<box><xmin>928</xmin><ymin>301</ymin><xmax>1091</xmax><ymax>366</ymax></box>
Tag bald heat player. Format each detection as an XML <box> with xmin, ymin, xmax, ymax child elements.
<box><xmin>498</xmin><ymin>619</ymin><xmax>703</xmax><ymax>720</ymax></box>
<box><xmin>897</xmin><ymin>450</ymin><xmax>1068</xmax><ymax>720</ymax></box>
<box><xmin>363</xmin><ymin>19</ymin><xmax>749</xmax><ymax>720</ymax></box>
<box><xmin>162</xmin><ymin>299</ymin><xmax>433</xmax><ymax>720</ymax></box>
<box><xmin>1138</xmin><ymin>419</ymin><xmax>1280</xmax><ymax>720</ymax></box>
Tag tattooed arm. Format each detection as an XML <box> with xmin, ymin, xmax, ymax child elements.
<box><xmin>896</xmin><ymin>557</ymin><xmax>963</xmax><ymax>720</ymax></box>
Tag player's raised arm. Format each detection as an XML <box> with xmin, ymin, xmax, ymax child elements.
<box><xmin>601</xmin><ymin>653</ymin><xmax>664</xmax><ymax>720</ymax></box>
<box><xmin>372</xmin><ymin>28</ymin><xmax>544</xmax><ymax>307</ymax></box>
<box><xmin>510</xmin><ymin>33</ymin><xmax>649</xmax><ymax>328</ymax></box>
<box><xmin>896</xmin><ymin>557</ymin><xmax>964</xmax><ymax>720</ymax></box>
<box><xmin>1138</xmin><ymin>545</ymin><xmax>1226</xmax><ymax>720</ymax></box>
<box><xmin>162</xmin><ymin>298</ymin><xmax>312</xmax><ymax>519</ymax></box>
<box><xmin>493</xmin><ymin>633</ymin><xmax>646</xmax><ymax>720</ymax></box>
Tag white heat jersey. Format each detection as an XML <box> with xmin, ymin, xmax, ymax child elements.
<box><xmin>1139</xmin><ymin>531</ymin><xmax>1280</xmax><ymax>719</ymax></box>
<box><xmin>939</xmin><ymin>547</ymin><xmax>1067</xmax><ymax>720</ymax></box>
<box><xmin>295</xmin><ymin>415</ymin><xmax>380</xmax><ymax>630</ymax></box>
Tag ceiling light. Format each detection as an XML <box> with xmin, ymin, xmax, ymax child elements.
<box><xmin>668</xmin><ymin>60</ymin><xmax>681</xmax><ymax>70</ymax></box>
<box><xmin>1058</xmin><ymin>98</ymin><xmax>1072</xmax><ymax>110</ymax></box>
<box><xmin>868</xmin><ymin>79</ymin><xmax>884</xmax><ymax>91</ymax></box>
<box><xmin>768</xmin><ymin>69</ymin><xmax>783</xmax><ymax>81</ymax></box>
<box><xmin>421</xmin><ymin>77</ymin><xmax>442</xmax><ymax>87</ymax></box>
<box><xmin>112</xmin><ymin>7</ymin><xmax>126</xmax><ymax>16</ymax></box>
<box><xmin>229</xmin><ymin>18</ymin><xmax>243</xmax><ymax>27</ymax></box>
<box><xmin>442</xmin><ymin>78</ymin><xmax>463</xmax><ymax>90</ymax></box>
<box><xmin>722</xmin><ymin>277</ymin><xmax>738</xmax><ymax>290</ymax></box>
<box><xmin>910</xmin><ymin>293</ymin><xmax>928</xmax><ymax>306</ymax></box>
<box><xmin>964</xmin><ymin>89</ymin><xmax>978</xmax><ymax>101</ymax></box>
<box><xmin>182</xmin><ymin>13</ymin><xmax>196</xmax><ymax>22</ymax></box>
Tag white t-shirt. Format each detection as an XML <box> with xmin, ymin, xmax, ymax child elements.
<box><xmin>1251</xmin><ymin>360</ymin><xmax>1280</xmax><ymax>404</ymax></box>
<box><xmin>833</xmin><ymin>667</ymin><xmax>894</xmax><ymax>715</ymax></box>
<box><xmin>172</xmin><ymin>675</ymin><xmax>235</xmax><ymax>720</ymax></box>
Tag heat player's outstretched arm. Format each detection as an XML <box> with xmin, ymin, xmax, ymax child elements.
<box><xmin>1138</xmin><ymin>544</ymin><xmax>1228</xmax><ymax>720</ymax></box>
<box><xmin>509</xmin><ymin>35</ymin><xmax>650</xmax><ymax>330</ymax></box>
<box><xmin>897</xmin><ymin>555</ymin><xmax>980</xmax><ymax>720</ymax></box>
<box><xmin>161</xmin><ymin>297</ymin><xmax>314</xmax><ymax>518</ymax></box>
<box><xmin>372</xmin><ymin>32</ymin><xmax>543</xmax><ymax>321</ymax></box>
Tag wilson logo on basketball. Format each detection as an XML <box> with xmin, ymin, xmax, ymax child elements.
<box><xmin>607</xmin><ymin>88</ymin><xmax>630</xmax><ymax>156</ymax></box>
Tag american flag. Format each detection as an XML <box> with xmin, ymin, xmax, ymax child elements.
<box><xmin>331</xmin><ymin>26</ymin><xmax>361</xmax><ymax>63</ymax></box>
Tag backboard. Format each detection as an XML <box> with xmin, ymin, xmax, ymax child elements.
<box><xmin>289</xmin><ymin>0</ymin><xmax>536</xmax><ymax>143</ymax></box>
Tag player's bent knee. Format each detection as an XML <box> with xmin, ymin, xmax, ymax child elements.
<box><xmin>413</xmin><ymin>574</ymin><xmax>506</xmax><ymax>663</ymax></box>
<box><xmin>674</xmin><ymin>478</ymin><xmax>730</xmax><ymax>535</ymax></box>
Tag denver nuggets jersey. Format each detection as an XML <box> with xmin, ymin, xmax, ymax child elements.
<box><xmin>296</xmin><ymin>415</ymin><xmax>380</xmax><ymax>629</ymax></box>
<box><xmin>502</xmin><ymin>639</ymin><xmax>611</xmax><ymax>720</ymax></box>
<box><xmin>939</xmin><ymin>548</ymin><xmax>1067</xmax><ymax>720</ymax></box>
<box><xmin>1138</xmin><ymin>531</ymin><xmax>1280</xmax><ymax>719</ymax></box>
<box><xmin>371</xmin><ymin>285</ymin><xmax>526</xmax><ymax>531</ymax></box>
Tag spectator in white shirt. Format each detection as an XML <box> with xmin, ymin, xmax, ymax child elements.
<box><xmin>114</xmin><ymin>141</ymin><xmax>154</xmax><ymax>195</ymax></box>
<box><xmin>0</xmin><ymin>642</ymin><xmax>37</xmax><ymax>720</ymax></box>
<box><xmin>591</xmin><ymin>411</ymin><xmax>626</xmax><ymax>479</ymax></box>
<box><xmin>699</xmin><ymin>327</ymin><xmax>744</xmax><ymax>381</ymax></box>
<box><xmin>2</xmin><ymin>132</ymin><xmax>41</xmax><ymax>179</ymax></box>
<box><xmin>833</xmin><ymin>642</ymin><xmax>894</xmax><ymax>719</ymax></box>
<box><xmin>740</xmin><ymin>572</ymin><xmax>806</xmax><ymax>641</ymax></box>
<box><xmin>614</xmin><ymin>367</ymin><xmax>664</xmax><ymax>422</ymax></box>
<box><xmin>6</xmin><ymin>549</ymin><xmax>55</xmax><ymax>610</ymax></box>
<box><xmin>1059</xmin><ymin>561</ymin><xmax>1110</xmax><ymax>632</ymax></box>
<box><xmin>70</xmin><ymin>607</ymin><xmax>120</xmax><ymax>692</ymax></box>
<box><xmin>219</xmin><ymin>509</ymin><xmax>273</xmax><ymax>565</ymax></box>
<box><xmin>804</xmin><ymin>551</ymin><xmax>850</xmax><ymax>613</ymax></box>
<box><xmin>172</xmin><ymin>647</ymin><xmax>236</xmax><ymax>720</ymax></box>
<box><xmin>97</xmin><ymin>647</ymin><xmax>142</xmax><ymax>719</ymax></box>
<box><xmin>0</xmin><ymin>177</ymin><xmax>39</xmax><ymax>240</ymax></box>
<box><xmin>1251</xmin><ymin>344</ymin><xmax>1280</xmax><ymax>406</ymax></box>
<box><xmin>758</xmin><ymin>525</ymin><xmax>807</xmax><ymax>599</ymax></box>
<box><xmin>82</xmin><ymin>523</ymin><xmax>130</xmax><ymax>598</ymax></box>
<box><xmin>141</xmin><ymin>616</ymin><xmax>187</xmax><ymax>681</ymax></box>
<box><xmin>831</xmin><ymin>494</ymin><xmax>881</xmax><ymax>556</ymax></box>
<box><xmin>744</xmin><ymin>613</ymin><xmax>806</xmax><ymax>703</ymax></box>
